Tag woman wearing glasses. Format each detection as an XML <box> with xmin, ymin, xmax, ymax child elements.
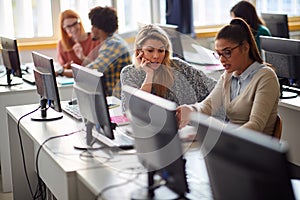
<box><xmin>177</xmin><ymin>18</ymin><xmax>280</xmax><ymax>136</ymax></box>
<box><xmin>56</xmin><ymin>9</ymin><xmax>100</xmax><ymax>77</ymax></box>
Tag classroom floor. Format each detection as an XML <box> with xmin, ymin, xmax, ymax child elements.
<box><xmin>0</xmin><ymin>168</ymin><xmax>13</xmax><ymax>200</ymax></box>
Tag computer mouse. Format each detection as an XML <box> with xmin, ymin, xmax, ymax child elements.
<box><xmin>68</xmin><ymin>98</ymin><xmax>77</xmax><ymax>105</ymax></box>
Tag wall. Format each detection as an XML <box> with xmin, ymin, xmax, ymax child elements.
<box><xmin>2</xmin><ymin>30</ymin><xmax>300</xmax><ymax>66</ymax></box>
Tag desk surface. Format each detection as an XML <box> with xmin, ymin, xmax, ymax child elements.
<box><xmin>279</xmin><ymin>95</ymin><xmax>300</xmax><ymax>112</ymax></box>
<box><xmin>7</xmin><ymin>103</ymin><xmax>105</xmax><ymax>199</ymax></box>
<box><xmin>7</xmin><ymin>97</ymin><xmax>122</xmax><ymax>172</ymax></box>
<box><xmin>0</xmin><ymin>81</ymin><xmax>73</xmax><ymax>192</ymax></box>
<box><xmin>6</xmin><ymin>97</ymin><xmax>126</xmax><ymax>199</ymax></box>
<box><xmin>6</xmin><ymin>101</ymin><xmax>300</xmax><ymax>200</ymax></box>
<box><xmin>6</xmin><ymin>101</ymin><xmax>212</xmax><ymax>199</ymax></box>
<box><xmin>76</xmin><ymin>149</ymin><xmax>213</xmax><ymax>200</ymax></box>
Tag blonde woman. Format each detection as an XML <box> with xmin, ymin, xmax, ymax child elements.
<box><xmin>121</xmin><ymin>24</ymin><xmax>216</xmax><ymax>107</ymax></box>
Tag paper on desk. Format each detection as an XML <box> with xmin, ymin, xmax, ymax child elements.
<box><xmin>56</xmin><ymin>76</ymin><xmax>74</xmax><ymax>85</ymax></box>
<box><xmin>184</xmin><ymin>44</ymin><xmax>221</xmax><ymax>66</ymax></box>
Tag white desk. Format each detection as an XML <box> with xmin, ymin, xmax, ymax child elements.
<box><xmin>7</xmin><ymin>104</ymin><xmax>101</xmax><ymax>199</ymax></box>
<box><xmin>6</xmin><ymin>102</ymin><xmax>211</xmax><ymax>200</ymax></box>
<box><xmin>0</xmin><ymin>82</ymin><xmax>73</xmax><ymax>192</ymax></box>
<box><xmin>6</xmin><ymin>97</ymin><xmax>123</xmax><ymax>199</ymax></box>
<box><xmin>279</xmin><ymin>95</ymin><xmax>300</xmax><ymax>166</ymax></box>
<box><xmin>6</xmin><ymin>102</ymin><xmax>300</xmax><ymax>200</ymax></box>
<box><xmin>76</xmin><ymin>150</ymin><xmax>212</xmax><ymax>200</ymax></box>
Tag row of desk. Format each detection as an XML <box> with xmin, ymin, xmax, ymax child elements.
<box><xmin>6</xmin><ymin>97</ymin><xmax>300</xmax><ymax>200</ymax></box>
<box><xmin>6</xmin><ymin>99</ymin><xmax>213</xmax><ymax>199</ymax></box>
<box><xmin>1</xmin><ymin>66</ymin><xmax>300</xmax><ymax>199</ymax></box>
<box><xmin>0</xmin><ymin>63</ymin><xmax>222</xmax><ymax>193</ymax></box>
<box><xmin>0</xmin><ymin>82</ymin><xmax>74</xmax><ymax>192</ymax></box>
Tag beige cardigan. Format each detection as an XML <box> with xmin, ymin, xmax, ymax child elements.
<box><xmin>192</xmin><ymin>64</ymin><xmax>280</xmax><ymax>135</ymax></box>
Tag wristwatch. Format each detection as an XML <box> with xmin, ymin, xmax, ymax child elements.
<box><xmin>57</xmin><ymin>67</ymin><xmax>64</xmax><ymax>76</ymax></box>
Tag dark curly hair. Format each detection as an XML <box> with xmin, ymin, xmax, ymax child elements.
<box><xmin>88</xmin><ymin>6</ymin><xmax>118</xmax><ymax>34</ymax></box>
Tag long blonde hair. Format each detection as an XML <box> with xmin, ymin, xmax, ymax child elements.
<box><xmin>59</xmin><ymin>9</ymin><xmax>85</xmax><ymax>51</ymax></box>
<box><xmin>134</xmin><ymin>24</ymin><xmax>174</xmax><ymax>97</ymax></box>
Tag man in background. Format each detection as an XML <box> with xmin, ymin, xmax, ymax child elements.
<box><xmin>84</xmin><ymin>6</ymin><xmax>132</xmax><ymax>98</ymax></box>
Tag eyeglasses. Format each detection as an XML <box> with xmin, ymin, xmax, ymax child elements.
<box><xmin>63</xmin><ymin>20</ymin><xmax>80</xmax><ymax>30</ymax></box>
<box><xmin>213</xmin><ymin>44</ymin><xmax>241</xmax><ymax>59</ymax></box>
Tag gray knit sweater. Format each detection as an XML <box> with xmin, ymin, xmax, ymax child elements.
<box><xmin>120</xmin><ymin>57</ymin><xmax>216</xmax><ymax>107</ymax></box>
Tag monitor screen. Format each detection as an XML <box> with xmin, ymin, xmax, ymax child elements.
<box><xmin>71</xmin><ymin>63</ymin><xmax>114</xmax><ymax>146</ymax></box>
<box><xmin>123</xmin><ymin>85</ymin><xmax>189</xmax><ymax>199</ymax></box>
<box><xmin>261</xmin><ymin>13</ymin><xmax>289</xmax><ymax>39</ymax></box>
<box><xmin>31</xmin><ymin>51</ymin><xmax>62</xmax><ymax>121</ymax></box>
<box><xmin>157</xmin><ymin>24</ymin><xmax>185</xmax><ymax>60</ymax></box>
<box><xmin>0</xmin><ymin>36</ymin><xmax>23</xmax><ymax>86</ymax></box>
<box><xmin>260</xmin><ymin>36</ymin><xmax>300</xmax><ymax>98</ymax></box>
<box><xmin>190</xmin><ymin>112</ymin><xmax>295</xmax><ymax>200</ymax></box>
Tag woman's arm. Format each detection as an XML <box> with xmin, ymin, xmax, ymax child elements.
<box><xmin>241</xmin><ymin>70</ymin><xmax>280</xmax><ymax>132</ymax></box>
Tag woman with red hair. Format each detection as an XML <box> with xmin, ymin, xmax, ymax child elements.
<box><xmin>56</xmin><ymin>9</ymin><xmax>100</xmax><ymax>77</ymax></box>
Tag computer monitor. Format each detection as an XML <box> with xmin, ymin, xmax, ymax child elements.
<box><xmin>0</xmin><ymin>36</ymin><xmax>23</xmax><ymax>86</ymax></box>
<box><xmin>190</xmin><ymin>112</ymin><xmax>295</xmax><ymax>200</ymax></box>
<box><xmin>123</xmin><ymin>85</ymin><xmax>189</xmax><ymax>199</ymax></box>
<box><xmin>261</xmin><ymin>13</ymin><xmax>290</xmax><ymax>39</ymax></box>
<box><xmin>157</xmin><ymin>24</ymin><xmax>185</xmax><ymax>60</ymax></box>
<box><xmin>260</xmin><ymin>36</ymin><xmax>300</xmax><ymax>98</ymax></box>
<box><xmin>71</xmin><ymin>63</ymin><xmax>115</xmax><ymax>146</ymax></box>
<box><xmin>31</xmin><ymin>51</ymin><xmax>63</xmax><ymax>121</ymax></box>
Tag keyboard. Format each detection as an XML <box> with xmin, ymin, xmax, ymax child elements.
<box><xmin>93</xmin><ymin>126</ymin><xmax>134</xmax><ymax>147</ymax></box>
<box><xmin>62</xmin><ymin>101</ymin><xmax>128</xmax><ymax>125</ymax></box>
<box><xmin>282</xmin><ymin>85</ymin><xmax>300</xmax><ymax>95</ymax></box>
<box><xmin>22</xmin><ymin>73</ymin><xmax>35</xmax><ymax>84</ymax></box>
<box><xmin>61</xmin><ymin>103</ymin><xmax>82</xmax><ymax>120</ymax></box>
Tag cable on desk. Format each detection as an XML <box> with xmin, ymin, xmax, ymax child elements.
<box><xmin>75</xmin><ymin>144</ymin><xmax>135</xmax><ymax>166</ymax></box>
<box><xmin>94</xmin><ymin>171</ymin><xmax>142</xmax><ymax>200</ymax></box>
<box><xmin>34</xmin><ymin>129</ymin><xmax>83</xmax><ymax>200</ymax></box>
<box><xmin>74</xmin><ymin>144</ymin><xmax>134</xmax><ymax>151</ymax></box>
<box><xmin>78</xmin><ymin>148</ymin><xmax>130</xmax><ymax>168</ymax></box>
<box><xmin>17</xmin><ymin>105</ymin><xmax>41</xmax><ymax>199</ymax></box>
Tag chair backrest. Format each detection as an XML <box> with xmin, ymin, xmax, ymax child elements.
<box><xmin>273</xmin><ymin>114</ymin><xmax>283</xmax><ymax>139</ymax></box>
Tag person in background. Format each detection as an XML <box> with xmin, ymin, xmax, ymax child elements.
<box><xmin>56</xmin><ymin>9</ymin><xmax>100</xmax><ymax>77</ymax></box>
<box><xmin>120</xmin><ymin>24</ymin><xmax>216</xmax><ymax>110</ymax></box>
<box><xmin>177</xmin><ymin>18</ymin><xmax>280</xmax><ymax>136</ymax></box>
<box><xmin>86</xmin><ymin>6</ymin><xmax>132</xmax><ymax>98</ymax></box>
<box><xmin>230</xmin><ymin>0</ymin><xmax>271</xmax><ymax>52</ymax></box>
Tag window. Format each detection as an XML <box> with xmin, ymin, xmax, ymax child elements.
<box><xmin>193</xmin><ymin>0</ymin><xmax>300</xmax><ymax>27</ymax></box>
<box><xmin>256</xmin><ymin>0</ymin><xmax>300</xmax><ymax>16</ymax></box>
<box><xmin>0</xmin><ymin>0</ymin><xmax>299</xmax><ymax>42</ymax></box>
<box><xmin>0</xmin><ymin>0</ymin><xmax>53</xmax><ymax>38</ymax></box>
<box><xmin>193</xmin><ymin>0</ymin><xmax>239</xmax><ymax>26</ymax></box>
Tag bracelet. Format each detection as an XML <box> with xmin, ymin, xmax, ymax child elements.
<box><xmin>191</xmin><ymin>105</ymin><xmax>198</xmax><ymax>112</ymax></box>
<box><xmin>57</xmin><ymin>68</ymin><xmax>64</xmax><ymax>76</ymax></box>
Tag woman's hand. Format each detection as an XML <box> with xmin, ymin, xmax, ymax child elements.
<box><xmin>63</xmin><ymin>61</ymin><xmax>73</xmax><ymax>69</ymax></box>
<box><xmin>73</xmin><ymin>42</ymin><xmax>84</xmax><ymax>60</ymax></box>
<box><xmin>176</xmin><ymin>105</ymin><xmax>194</xmax><ymax>129</ymax></box>
<box><xmin>137</xmin><ymin>51</ymin><xmax>154</xmax><ymax>93</ymax></box>
<box><xmin>137</xmin><ymin>51</ymin><xmax>154</xmax><ymax>75</ymax></box>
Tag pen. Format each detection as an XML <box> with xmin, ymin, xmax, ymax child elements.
<box><xmin>108</xmin><ymin>103</ymin><xmax>119</xmax><ymax>109</ymax></box>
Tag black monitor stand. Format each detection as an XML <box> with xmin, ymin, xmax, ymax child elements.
<box><xmin>31</xmin><ymin>98</ymin><xmax>63</xmax><ymax>121</ymax></box>
<box><xmin>0</xmin><ymin>69</ymin><xmax>23</xmax><ymax>86</ymax></box>
<box><xmin>131</xmin><ymin>170</ymin><xmax>187</xmax><ymax>200</ymax></box>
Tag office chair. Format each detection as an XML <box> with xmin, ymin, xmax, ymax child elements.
<box><xmin>273</xmin><ymin>114</ymin><xmax>283</xmax><ymax>139</ymax></box>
